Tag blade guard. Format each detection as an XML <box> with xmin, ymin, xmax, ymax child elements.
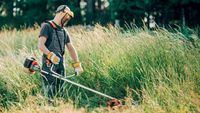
<box><xmin>107</xmin><ymin>99</ymin><xmax>122</xmax><ymax>109</ymax></box>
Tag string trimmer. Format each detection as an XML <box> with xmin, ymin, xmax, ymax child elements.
<box><xmin>23</xmin><ymin>57</ymin><xmax>122</xmax><ymax>108</ymax></box>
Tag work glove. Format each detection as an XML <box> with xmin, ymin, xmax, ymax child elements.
<box><xmin>72</xmin><ymin>62</ymin><xmax>83</xmax><ymax>75</ymax></box>
<box><xmin>47</xmin><ymin>52</ymin><xmax>60</xmax><ymax>64</ymax></box>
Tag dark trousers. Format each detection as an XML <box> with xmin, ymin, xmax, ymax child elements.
<box><xmin>41</xmin><ymin>60</ymin><xmax>65</xmax><ymax>99</ymax></box>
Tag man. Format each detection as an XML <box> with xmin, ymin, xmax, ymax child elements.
<box><xmin>38</xmin><ymin>5</ymin><xmax>83</xmax><ymax>99</ymax></box>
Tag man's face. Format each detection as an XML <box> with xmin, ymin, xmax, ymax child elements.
<box><xmin>60</xmin><ymin>9</ymin><xmax>73</xmax><ymax>26</ymax></box>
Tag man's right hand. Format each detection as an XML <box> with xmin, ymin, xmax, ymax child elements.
<box><xmin>47</xmin><ymin>52</ymin><xmax>60</xmax><ymax>64</ymax></box>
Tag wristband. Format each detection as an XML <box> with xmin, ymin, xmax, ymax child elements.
<box><xmin>72</xmin><ymin>62</ymin><xmax>81</xmax><ymax>68</ymax></box>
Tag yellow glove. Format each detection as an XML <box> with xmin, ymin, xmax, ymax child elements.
<box><xmin>47</xmin><ymin>52</ymin><xmax>60</xmax><ymax>64</ymax></box>
<box><xmin>72</xmin><ymin>62</ymin><xmax>83</xmax><ymax>75</ymax></box>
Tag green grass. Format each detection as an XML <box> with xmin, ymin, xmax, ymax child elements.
<box><xmin>0</xmin><ymin>24</ymin><xmax>199</xmax><ymax>113</ymax></box>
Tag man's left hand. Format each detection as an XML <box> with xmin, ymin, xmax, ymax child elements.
<box><xmin>72</xmin><ymin>62</ymin><xmax>83</xmax><ymax>75</ymax></box>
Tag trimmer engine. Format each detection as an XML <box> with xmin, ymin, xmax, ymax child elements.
<box><xmin>23</xmin><ymin>57</ymin><xmax>40</xmax><ymax>74</ymax></box>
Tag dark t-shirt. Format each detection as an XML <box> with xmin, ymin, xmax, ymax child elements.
<box><xmin>39</xmin><ymin>22</ymin><xmax>70</xmax><ymax>55</ymax></box>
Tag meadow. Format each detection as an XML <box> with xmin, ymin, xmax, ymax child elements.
<box><xmin>0</xmin><ymin>24</ymin><xmax>199</xmax><ymax>113</ymax></box>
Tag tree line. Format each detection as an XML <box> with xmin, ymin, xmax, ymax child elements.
<box><xmin>0</xmin><ymin>0</ymin><xmax>200</xmax><ymax>28</ymax></box>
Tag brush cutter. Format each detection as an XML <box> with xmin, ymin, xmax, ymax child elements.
<box><xmin>23</xmin><ymin>57</ymin><xmax>122</xmax><ymax>108</ymax></box>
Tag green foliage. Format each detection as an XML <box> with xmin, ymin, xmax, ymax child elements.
<box><xmin>1</xmin><ymin>0</ymin><xmax>200</xmax><ymax>28</ymax></box>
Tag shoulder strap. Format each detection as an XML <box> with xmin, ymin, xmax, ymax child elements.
<box><xmin>48</xmin><ymin>21</ymin><xmax>57</xmax><ymax>29</ymax></box>
<box><xmin>47</xmin><ymin>21</ymin><xmax>65</xmax><ymax>56</ymax></box>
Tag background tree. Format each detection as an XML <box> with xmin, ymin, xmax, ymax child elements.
<box><xmin>0</xmin><ymin>0</ymin><xmax>200</xmax><ymax>28</ymax></box>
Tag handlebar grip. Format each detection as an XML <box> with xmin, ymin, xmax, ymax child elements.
<box><xmin>75</xmin><ymin>71</ymin><xmax>79</xmax><ymax>76</ymax></box>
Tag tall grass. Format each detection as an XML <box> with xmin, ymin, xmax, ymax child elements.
<box><xmin>0</xmin><ymin>24</ymin><xmax>199</xmax><ymax>113</ymax></box>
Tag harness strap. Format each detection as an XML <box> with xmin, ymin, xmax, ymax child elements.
<box><xmin>47</xmin><ymin>21</ymin><xmax>65</xmax><ymax>56</ymax></box>
<box><xmin>49</xmin><ymin>21</ymin><xmax>57</xmax><ymax>29</ymax></box>
<box><xmin>55</xmin><ymin>30</ymin><xmax>64</xmax><ymax>56</ymax></box>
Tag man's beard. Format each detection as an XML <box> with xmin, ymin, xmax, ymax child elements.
<box><xmin>63</xmin><ymin>20</ymin><xmax>69</xmax><ymax>26</ymax></box>
<box><xmin>61</xmin><ymin>18</ymin><xmax>69</xmax><ymax>27</ymax></box>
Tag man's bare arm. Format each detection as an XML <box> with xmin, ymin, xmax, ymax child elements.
<box><xmin>38</xmin><ymin>36</ymin><xmax>50</xmax><ymax>55</ymax></box>
<box><xmin>66</xmin><ymin>43</ymin><xmax>79</xmax><ymax>63</ymax></box>
<box><xmin>66</xmin><ymin>42</ymin><xmax>83</xmax><ymax>74</ymax></box>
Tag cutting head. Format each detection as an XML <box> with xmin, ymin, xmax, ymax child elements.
<box><xmin>107</xmin><ymin>99</ymin><xmax>122</xmax><ymax>109</ymax></box>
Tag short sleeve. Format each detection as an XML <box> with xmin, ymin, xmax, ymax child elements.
<box><xmin>64</xmin><ymin>29</ymin><xmax>71</xmax><ymax>44</ymax></box>
<box><xmin>39</xmin><ymin>23</ymin><xmax>50</xmax><ymax>38</ymax></box>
